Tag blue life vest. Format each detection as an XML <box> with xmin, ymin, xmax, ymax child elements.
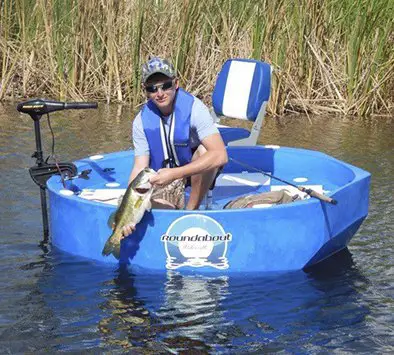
<box><xmin>141</xmin><ymin>88</ymin><xmax>194</xmax><ymax>171</ymax></box>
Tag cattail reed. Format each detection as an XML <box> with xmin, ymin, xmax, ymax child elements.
<box><xmin>0</xmin><ymin>0</ymin><xmax>393</xmax><ymax>116</ymax></box>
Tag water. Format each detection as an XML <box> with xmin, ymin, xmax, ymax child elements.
<box><xmin>0</xmin><ymin>103</ymin><xmax>393</xmax><ymax>353</ymax></box>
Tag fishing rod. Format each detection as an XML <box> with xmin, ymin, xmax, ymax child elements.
<box><xmin>229</xmin><ymin>157</ymin><xmax>338</xmax><ymax>205</ymax></box>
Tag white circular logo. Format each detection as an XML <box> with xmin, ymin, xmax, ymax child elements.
<box><xmin>161</xmin><ymin>215</ymin><xmax>232</xmax><ymax>269</ymax></box>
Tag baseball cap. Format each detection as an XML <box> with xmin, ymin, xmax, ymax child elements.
<box><xmin>141</xmin><ymin>57</ymin><xmax>176</xmax><ymax>84</ymax></box>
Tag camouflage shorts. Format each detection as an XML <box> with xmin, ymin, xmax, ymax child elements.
<box><xmin>151</xmin><ymin>178</ymin><xmax>186</xmax><ymax>209</ymax></box>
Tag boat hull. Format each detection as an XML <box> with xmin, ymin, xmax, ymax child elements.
<box><xmin>47</xmin><ymin>146</ymin><xmax>370</xmax><ymax>273</ymax></box>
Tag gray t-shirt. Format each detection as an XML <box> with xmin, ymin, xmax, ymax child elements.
<box><xmin>132</xmin><ymin>96</ymin><xmax>219</xmax><ymax>157</ymax></box>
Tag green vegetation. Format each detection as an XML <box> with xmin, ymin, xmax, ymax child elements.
<box><xmin>0</xmin><ymin>0</ymin><xmax>393</xmax><ymax>116</ymax></box>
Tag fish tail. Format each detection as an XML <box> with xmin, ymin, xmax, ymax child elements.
<box><xmin>102</xmin><ymin>231</ymin><xmax>122</xmax><ymax>259</ymax></box>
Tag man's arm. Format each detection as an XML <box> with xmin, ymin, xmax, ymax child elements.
<box><xmin>129</xmin><ymin>112</ymin><xmax>150</xmax><ymax>185</ymax></box>
<box><xmin>177</xmin><ymin>133</ymin><xmax>227</xmax><ymax>177</ymax></box>
<box><xmin>150</xmin><ymin>133</ymin><xmax>227</xmax><ymax>187</ymax></box>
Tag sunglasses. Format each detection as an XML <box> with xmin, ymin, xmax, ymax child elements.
<box><xmin>144</xmin><ymin>80</ymin><xmax>174</xmax><ymax>93</ymax></box>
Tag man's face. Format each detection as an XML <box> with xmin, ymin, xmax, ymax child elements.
<box><xmin>144</xmin><ymin>74</ymin><xmax>179</xmax><ymax>114</ymax></box>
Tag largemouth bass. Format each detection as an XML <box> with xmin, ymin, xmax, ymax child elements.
<box><xmin>102</xmin><ymin>167</ymin><xmax>157</xmax><ymax>259</ymax></box>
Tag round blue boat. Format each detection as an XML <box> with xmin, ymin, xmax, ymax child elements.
<box><xmin>18</xmin><ymin>58</ymin><xmax>370</xmax><ymax>273</ymax></box>
<box><xmin>47</xmin><ymin>145</ymin><xmax>370</xmax><ymax>273</ymax></box>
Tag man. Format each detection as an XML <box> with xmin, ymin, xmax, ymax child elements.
<box><xmin>122</xmin><ymin>57</ymin><xmax>227</xmax><ymax>236</ymax></box>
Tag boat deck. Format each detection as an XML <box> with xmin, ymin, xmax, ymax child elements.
<box><xmin>57</xmin><ymin>145</ymin><xmax>346</xmax><ymax>210</ymax></box>
<box><xmin>76</xmin><ymin>170</ymin><xmax>326</xmax><ymax>210</ymax></box>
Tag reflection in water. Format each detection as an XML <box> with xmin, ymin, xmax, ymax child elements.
<box><xmin>10</xmin><ymin>248</ymin><xmax>371</xmax><ymax>353</ymax></box>
<box><xmin>158</xmin><ymin>272</ymin><xmax>229</xmax><ymax>351</ymax></box>
<box><xmin>1</xmin><ymin>104</ymin><xmax>393</xmax><ymax>352</ymax></box>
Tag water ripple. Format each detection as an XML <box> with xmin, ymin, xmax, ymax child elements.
<box><xmin>0</xmin><ymin>104</ymin><xmax>393</xmax><ymax>353</ymax></box>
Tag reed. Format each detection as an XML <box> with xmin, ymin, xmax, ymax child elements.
<box><xmin>0</xmin><ymin>0</ymin><xmax>393</xmax><ymax>116</ymax></box>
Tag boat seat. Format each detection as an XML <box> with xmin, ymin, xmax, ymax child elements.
<box><xmin>212</xmin><ymin>58</ymin><xmax>271</xmax><ymax>146</ymax></box>
<box><xmin>204</xmin><ymin>59</ymin><xmax>272</xmax><ymax>209</ymax></box>
<box><xmin>216</xmin><ymin>124</ymin><xmax>250</xmax><ymax>145</ymax></box>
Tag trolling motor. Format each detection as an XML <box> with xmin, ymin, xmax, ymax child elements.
<box><xmin>17</xmin><ymin>99</ymin><xmax>98</xmax><ymax>239</ymax></box>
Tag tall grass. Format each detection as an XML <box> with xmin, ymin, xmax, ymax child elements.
<box><xmin>0</xmin><ymin>0</ymin><xmax>393</xmax><ymax>116</ymax></box>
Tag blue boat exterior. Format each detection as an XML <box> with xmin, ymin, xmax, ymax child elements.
<box><xmin>47</xmin><ymin>146</ymin><xmax>370</xmax><ymax>273</ymax></box>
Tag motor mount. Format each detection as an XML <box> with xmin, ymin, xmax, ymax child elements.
<box><xmin>17</xmin><ymin>98</ymin><xmax>98</xmax><ymax>239</ymax></box>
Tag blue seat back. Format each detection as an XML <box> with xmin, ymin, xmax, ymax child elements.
<box><xmin>212</xmin><ymin>59</ymin><xmax>271</xmax><ymax>121</ymax></box>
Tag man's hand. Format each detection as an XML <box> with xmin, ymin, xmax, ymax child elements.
<box><xmin>121</xmin><ymin>224</ymin><xmax>136</xmax><ymax>238</ymax></box>
<box><xmin>149</xmin><ymin>168</ymin><xmax>179</xmax><ymax>187</ymax></box>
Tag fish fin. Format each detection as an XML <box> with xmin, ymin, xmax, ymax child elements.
<box><xmin>146</xmin><ymin>200</ymin><xmax>152</xmax><ymax>212</ymax></box>
<box><xmin>102</xmin><ymin>231</ymin><xmax>121</xmax><ymax>259</ymax></box>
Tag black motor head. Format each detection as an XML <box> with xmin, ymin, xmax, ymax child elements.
<box><xmin>17</xmin><ymin>99</ymin><xmax>64</xmax><ymax>120</ymax></box>
<box><xmin>17</xmin><ymin>99</ymin><xmax>98</xmax><ymax>120</ymax></box>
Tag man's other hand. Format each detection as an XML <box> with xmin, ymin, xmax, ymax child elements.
<box><xmin>149</xmin><ymin>168</ymin><xmax>178</xmax><ymax>187</ymax></box>
<box><xmin>121</xmin><ymin>224</ymin><xmax>136</xmax><ymax>238</ymax></box>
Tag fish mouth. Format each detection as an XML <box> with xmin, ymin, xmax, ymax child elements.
<box><xmin>135</xmin><ymin>186</ymin><xmax>151</xmax><ymax>194</ymax></box>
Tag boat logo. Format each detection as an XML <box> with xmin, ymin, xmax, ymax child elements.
<box><xmin>161</xmin><ymin>214</ymin><xmax>232</xmax><ymax>269</ymax></box>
